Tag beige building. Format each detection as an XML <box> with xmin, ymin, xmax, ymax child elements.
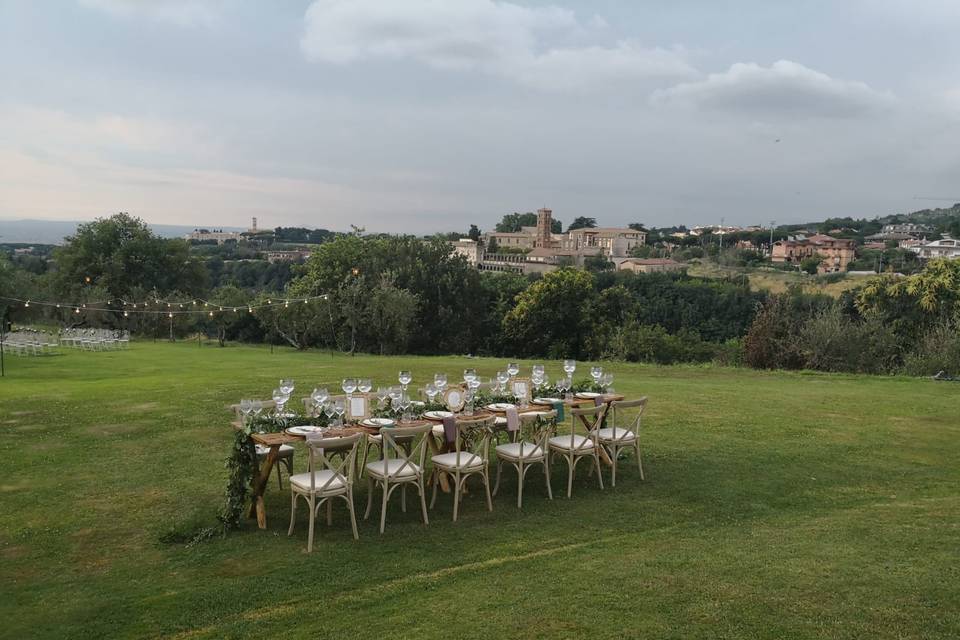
<box><xmin>911</xmin><ymin>236</ymin><xmax>960</xmax><ymax>260</ymax></box>
<box><xmin>771</xmin><ymin>234</ymin><xmax>855</xmax><ymax>273</ymax></box>
<box><xmin>618</xmin><ymin>258</ymin><xmax>685</xmax><ymax>274</ymax></box>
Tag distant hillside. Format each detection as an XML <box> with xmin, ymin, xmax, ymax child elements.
<box><xmin>0</xmin><ymin>219</ymin><xmax>244</xmax><ymax>245</ymax></box>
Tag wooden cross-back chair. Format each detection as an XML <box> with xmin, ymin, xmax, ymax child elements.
<box><xmin>548</xmin><ymin>404</ymin><xmax>606</xmax><ymax>498</ymax></box>
<box><xmin>601</xmin><ymin>398</ymin><xmax>648</xmax><ymax>485</ymax></box>
<box><xmin>287</xmin><ymin>432</ymin><xmax>362</xmax><ymax>551</ymax></box>
<box><xmin>430</xmin><ymin>415</ymin><xmax>495</xmax><ymax>521</ymax></box>
<box><xmin>364</xmin><ymin>423</ymin><xmax>431</xmax><ymax>533</ymax></box>
<box><xmin>493</xmin><ymin>410</ymin><xmax>556</xmax><ymax>508</ymax></box>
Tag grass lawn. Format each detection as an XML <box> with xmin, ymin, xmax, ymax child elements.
<box><xmin>1</xmin><ymin>342</ymin><xmax>958</xmax><ymax>639</ymax></box>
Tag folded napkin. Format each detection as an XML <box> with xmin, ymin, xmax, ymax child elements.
<box><xmin>551</xmin><ymin>401</ymin><xmax>565</xmax><ymax>422</ymax></box>
<box><xmin>505</xmin><ymin>406</ymin><xmax>520</xmax><ymax>432</ymax></box>
<box><xmin>442</xmin><ymin>415</ymin><xmax>457</xmax><ymax>449</ymax></box>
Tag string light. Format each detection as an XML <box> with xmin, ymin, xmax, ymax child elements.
<box><xmin>25</xmin><ymin>300</ymin><xmax>30</xmax><ymax>307</ymax></box>
<box><xmin>1</xmin><ymin>294</ymin><xmax>330</xmax><ymax>315</ymax></box>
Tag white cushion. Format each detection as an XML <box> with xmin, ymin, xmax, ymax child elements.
<box><xmin>597</xmin><ymin>427</ymin><xmax>636</xmax><ymax>442</ymax></box>
<box><xmin>367</xmin><ymin>433</ymin><xmax>382</xmax><ymax>442</ymax></box>
<box><xmin>432</xmin><ymin>424</ymin><xmax>446</xmax><ymax>436</ymax></box>
<box><xmin>256</xmin><ymin>444</ymin><xmax>294</xmax><ymax>457</ymax></box>
<box><xmin>493</xmin><ymin>417</ymin><xmax>508</xmax><ymax>426</ymax></box>
<box><xmin>549</xmin><ymin>434</ymin><xmax>595</xmax><ymax>451</ymax></box>
<box><xmin>366</xmin><ymin>459</ymin><xmax>421</xmax><ymax>478</ymax></box>
<box><xmin>289</xmin><ymin>470</ymin><xmax>346</xmax><ymax>492</ymax></box>
<box><xmin>496</xmin><ymin>442</ymin><xmax>544</xmax><ymax>460</ymax></box>
<box><xmin>432</xmin><ymin>452</ymin><xmax>484</xmax><ymax>469</ymax></box>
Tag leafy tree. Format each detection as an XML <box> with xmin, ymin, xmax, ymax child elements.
<box><xmin>486</xmin><ymin>237</ymin><xmax>499</xmax><ymax>254</ymax></box>
<box><xmin>52</xmin><ymin>213</ymin><xmax>208</xmax><ymax>300</ymax></box>
<box><xmin>502</xmin><ymin>268</ymin><xmax>595</xmax><ymax>358</ymax></box>
<box><xmin>467</xmin><ymin>225</ymin><xmax>481</xmax><ymax>242</ymax></box>
<box><xmin>366</xmin><ymin>273</ymin><xmax>419</xmax><ymax>355</ymax></box>
<box><xmin>584</xmin><ymin>254</ymin><xmax>614</xmax><ymax>272</ymax></box>
<box><xmin>567</xmin><ymin>216</ymin><xmax>598</xmax><ymax>231</ymax></box>
<box><xmin>799</xmin><ymin>256</ymin><xmax>822</xmax><ymax>275</ymax></box>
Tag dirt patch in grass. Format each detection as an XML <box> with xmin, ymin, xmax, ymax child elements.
<box><xmin>82</xmin><ymin>422</ymin><xmax>143</xmax><ymax>436</ymax></box>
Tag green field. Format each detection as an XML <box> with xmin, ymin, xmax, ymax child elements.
<box><xmin>2</xmin><ymin>343</ymin><xmax>958</xmax><ymax>639</ymax></box>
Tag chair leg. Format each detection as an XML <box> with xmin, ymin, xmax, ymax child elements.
<box><xmin>401</xmin><ymin>484</ymin><xmax>407</xmax><ymax>513</ymax></box>
<box><xmin>364</xmin><ymin>476</ymin><xmax>374</xmax><ymax>520</ymax></box>
<box><xmin>418</xmin><ymin>478</ymin><xmax>429</xmax><ymax>525</ymax></box>
<box><xmin>516</xmin><ymin>463</ymin><xmax>524</xmax><ymax>509</ymax></box>
<box><xmin>637</xmin><ymin>442</ymin><xmax>644</xmax><ymax>480</ymax></box>
<box><xmin>287</xmin><ymin>492</ymin><xmax>297</xmax><ymax>535</ymax></box>
<box><xmin>493</xmin><ymin>461</ymin><xmax>502</xmax><ymax>496</ymax></box>
<box><xmin>430</xmin><ymin>472</ymin><xmax>439</xmax><ymax>509</ymax></box>
<box><xmin>307</xmin><ymin>496</ymin><xmax>316</xmax><ymax>553</ymax></box>
<box><xmin>380</xmin><ymin>481</ymin><xmax>390</xmax><ymax>534</ymax></box>
<box><xmin>276</xmin><ymin>463</ymin><xmax>283</xmax><ymax>490</ymax></box>
<box><xmin>567</xmin><ymin>455</ymin><xmax>574</xmax><ymax>498</ymax></box>
<box><xmin>346</xmin><ymin>494</ymin><xmax>359</xmax><ymax>541</ymax></box>
<box><xmin>326</xmin><ymin>499</ymin><xmax>333</xmax><ymax>526</ymax></box>
<box><xmin>452</xmin><ymin>474</ymin><xmax>461</xmax><ymax>522</ymax></box>
<box><xmin>483</xmin><ymin>470</ymin><xmax>493</xmax><ymax>512</ymax></box>
<box><xmin>544</xmin><ymin>460</ymin><xmax>553</xmax><ymax>500</ymax></box>
<box><xmin>595</xmin><ymin>454</ymin><xmax>604</xmax><ymax>490</ymax></box>
<box><xmin>611</xmin><ymin>445</ymin><xmax>618</xmax><ymax>488</ymax></box>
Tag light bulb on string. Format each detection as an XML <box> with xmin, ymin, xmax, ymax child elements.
<box><xmin>209</xmin><ymin>311</ymin><xmax>214</xmax><ymax>317</ymax></box>
<box><xmin>74</xmin><ymin>307</ymin><xmax>80</xmax><ymax>314</ymax></box>
<box><xmin>284</xmin><ymin>300</ymin><xmax>289</xmax><ymax>308</ymax></box>
<box><xmin>25</xmin><ymin>300</ymin><xmax>30</xmax><ymax>307</ymax></box>
<box><xmin>168</xmin><ymin>312</ymin><xmax>173</xmax><ymax>318</ymax></box>
<box><xmin>123</xmin><ymin>311</ymin><xmax>129</xmax><ymax>318</ymax></box>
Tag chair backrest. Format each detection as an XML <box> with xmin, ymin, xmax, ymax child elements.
<box><xmin>566</xmin><ymin>404</ymin><xmax>607</xmax><ymax>452</ymax></box>
<box><xmin>304</xmin><ymin>432</ymin><xmax>362</xmax><ymax>492</ymax></box>
<box><xmin>377</xmin><ymin>423</ymin><xmax>431</xmax><ymax>479</ymax></box>
<box><xmin>609</xmin><ymin>397</ymin><xmax>647</xmax><ymax>437</ymax></box>
<box><xmin>519</xmin><ymin>409</ymin><xmax>556</xmax><ymax>455</ymax></box>
<box><xmin>453</xmin><ymin>415</ymin><xmax>494</xmax><ymax>465</ymax></box>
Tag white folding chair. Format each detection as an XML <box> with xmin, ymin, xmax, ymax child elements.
<box><xmin>430</xmin><ymin>416</ymin><xmax>494</xmax><ymax>521</ymax></box>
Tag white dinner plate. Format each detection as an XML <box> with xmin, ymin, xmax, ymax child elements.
<box><xmin>410</xmin><ymin>400</ymin><xmax>425</xmax><ymax>408</ymax></box>
<box><xmin>486</xmin><ymin>403</ymin><xmax>516</xmax><ymax>411</ymax></box>
<box><xmin>424</xmin><ymin>410</ymin><xmax>453</xmax><ymax>419</ymax></box>
<box><xmin>532</xmin><ymin>397</ymin><xmax>562</xmax><ymax>405</ymax></box>
<box><xmin>362</xmin><ymin>418</ymin><xmax>395</xmax><ymax>428</ymax></box>
<box><xmin>286</xmin><ymin>425</ymin><xmax>324</xmax><ymax>436</ymax></box>
<box><xmin>575</xmin><ymin>392</ymin><xmax>602</xmax><ymax>399</ymax></box>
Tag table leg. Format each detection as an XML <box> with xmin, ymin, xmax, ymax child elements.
<box><xmin>248</xmin><ymin>445</ymin><xmax>279</xmax><ymax>529</ymax></box>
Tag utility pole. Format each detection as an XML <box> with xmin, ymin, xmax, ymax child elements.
<box><xmin>769</xmin><ymin>220</ymin><xmax>776</xmax><ymax>256</ymax></box>
<box><xmin>719</xmin><ymin>217</ymin><xmax>725</xmax><ymax>251</ymax></box>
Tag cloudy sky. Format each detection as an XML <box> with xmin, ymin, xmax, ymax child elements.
<box><xmin>1</xmin><ymin>0</ymin><xmax>959</xmax><ymax>233</ymax></box>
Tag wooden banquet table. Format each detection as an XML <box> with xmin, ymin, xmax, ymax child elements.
<box><xmin>234</xmin><ymin>393</ymin><xmax>623</xmax><ymax>529</ymax></box>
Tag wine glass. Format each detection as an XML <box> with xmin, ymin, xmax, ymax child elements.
<box><xmin>252</xmin><ymin>399</ymin><xmax>263</xmax><ymax>417</ymax></box>
<box><xmin>590</xmin><ymin>366</ymin><xmax>603</xmax><ymax>384</ymax></box>
<box><xmin>425</xmin><ymin>382</ymin><xmax>438</xmax><ymax>403</ymax></box>
<box><xmin>342</xmin><ymin>378</ymin><xmax>357</xmax><ymax>397</ymax></box>
<box><xmin>602</xmin><ymin>372</ymin><xmax>614</xmax><ymax>393</ymax></box>
<box><xmin>399</xmin><ymin>393</ymin><xmax>412</xmax><ymax>422</ymax></box>
<box><xmin>398</xmin><ymin>370</ymin><xmax>412</xmax><ymax>391</ymax></box>
<box><xmin>563</xmin><ymin>359</ymin><xmax>576</xmax><ymax>377</ymax></box>
<box><xmin>334</xmin><ymin>398</ymin><xmax>346</xmax><ymax>427</ymax></box>
<box><xmin>239</xmin><ymin>398</ymin><xmax>252</xmax><ymax>424</ymax></box>
<box><xmin>496</xmin><ymin>370</ymin><xmax>510</xmax><ymax>389</ymax></box>
<box><xmin>376</xmin><ymin>386</ymin><xmax>389</xmax><ymax>408</ymax></box>
<box><xmin>323</xmin><ymin>400</ymin><xmax>335</xmax><ymax>426</ymax></box>
<box><xmin>434</xmin><ymin>373</ymin><xmax>447</xmax><ymax>391</ymax></box>
<box><xmin>507</xmin><ymin>362</ymin><xmax>520</xmax><ymax>378</ymax></box>
<box><xmin>272</xmin><ymin>388</ymin><xmax>285</xmax><ymax>414</ymax></box>
<box><xmin>389</xmin><ymin>387</ymin><xmax>403</xmax><ymax>419</ymax></box>
<box><xmin>280</xmin><ymin>379</ymin><xmax>295</xmax><ymax>396</ymax></box>
<box><xmin>358</xmin><ymin>378</ymin><xmax>372</xmax><ymax>394</ymax></box>
<box><xmin>463</xmin><ymin>389</ymin><xmax>475</xmax><ymax>416</ymax></box>
<box><xmin>463</xmin><ymin>368</ymin><xmax>477</xmax><ymax>384</ymax></box>
<box><xmin>532</xmin><ymin>364</ymin><xmax>545</xmax><ymax>378</ymax></box>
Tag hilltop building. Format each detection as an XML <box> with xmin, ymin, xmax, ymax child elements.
<box><xmin>910</xmin><ymin>235</ymin><xmax>960</xmax><ymax>260</ymax></box>
<box><xmin>771</xmin><ymin>234</ymin><xmax>855</xmax><ymax>273</ymax></box>
<box><xmin>472</xmin><ymin>208</ymin><xmax>646</xmax><ymax>274</ymax></box>
<box><xmin>185</xmin><ymin>218</ymin><xmax>259</xmax><ymax>244</ymax></box>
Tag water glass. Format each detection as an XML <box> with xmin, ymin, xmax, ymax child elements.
<box><xmin>507</xmin><ymin>362</ymin><xmax>520</xmax><ymax>377</ymax></box>
<box><xmin>358</xmin><ymin>378</ymin><xmax>372</xmax><ymax>394</ymax></box>
<box><xmin>563</xmin><ymin>360</ymin><xmax>576</xmax><ymax>376</ymax></box>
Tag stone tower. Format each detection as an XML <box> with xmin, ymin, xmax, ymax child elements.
<box><xmin>535</xmin><ymin>207</ymin><xmax>552</xmax><ymax>248</ymax></box>
<box><xmin>251</xmin><ymin>217</ymin><xmax>258</xmax><ymax>232</ymax></box>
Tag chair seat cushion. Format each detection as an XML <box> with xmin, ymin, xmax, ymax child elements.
<box><xmin>367</xmin><ymin>433</ymin><xmax>382</xmax><ymax>442</ymax></box>
<box><xmin>597</xmin><ymin>427</ymin><xmax>636</xmax><ymax>442</ymax></box>
<box><xmin>366</xmin><ymin>459</ymin><xmax>421</xmax><ymax>478</ymax></box>
<box><xmin>493</xmin><ymin>416</ymin><xmax>508</xmax><ymax>426</ymax></box>
<box><xmin>256</xmin><ymin>444</ymin><xmax>294</xmax><ymax>457</ymax></box>
<box><xmin>432</xmin><ymin>424</ymin><xmax>446</xmax><ymax>436</ymax></box>
<box><xmin>432</xmin><ymin>452</ymin><xmax>484</xmax><ymax>469</ymax></box>
<box><xmin>496</xmin><ymin>442</ymin><xmax>544</xmax><ymax>460</ymax></box>
<box><xmin>289</xmin><ymin>470</ymin><xmax>346</xmax><ymax>492</ymax></box>
<box><xmin>548</xmin><ymin>434</ymin><xmax>595</xmax><ymax>451</ymax></box>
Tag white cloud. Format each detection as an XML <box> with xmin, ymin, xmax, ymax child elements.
<box><xmin>77</xmin><ymin>0</ymin><xmax>224</xmax><ymax>27</ymax></box>
<box><xmin>651</xmin><ymin>60</ymin><xmax>895</xmax><ymax>118</ymax></box>
<box><xmin>299</xmin><ymin>0</ymin><xmax>693</xmax><ymax>91</ymax></box>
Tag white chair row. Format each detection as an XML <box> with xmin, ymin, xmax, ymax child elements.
<box><xmin>59</xmin><ymin>329</ymin><xmax>130</xmax><ymax>351</ymax></box>
<box><xmin>0</xmin><ymin>332</ymin><xmax>59</xmax><ymax>356</ymax></box>
<box><xmin>285</xmin><ymin>398</ymin><xmax>648</xmax><ymax>551</ymax></box>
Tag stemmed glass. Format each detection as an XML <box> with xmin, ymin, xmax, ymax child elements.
<box><xmin>563</xmin><ymin>360</ymin><xmax>576</xmax><ymax>378</ymax></box>
<box><xmin>507</xmin><ymin>362</ymin><xmax>520</xmax><ymax>379</ymax></box>
<box><xmin>399</xmin><ymin>393</ymin><xmax>412</xmax><ymax>422</ymax></box>
<box><xmin>251</xmin><ymin>399</ymin><xmax>263</xmax><ymax>418</ymax></box>
<box><xmin>532</xmin><ymin>364</ymin><xmax>545</xmax><ymax>380</ymax></box>
<box><xmin>496</xmin><ymin>370</ymin><xmax>510</xmax><ymax>393</ymax></box>
<box><xmin>280</xmin><ymin>379</ymin><xmax>295</xmax><ymax>396</ymax></box>
<box><xmin>323</xmin><ymin>400</ymin><xmax>335</xmax><ymax>427</ymax></box>
<box><xmin>463</xmin><ymin>389</ymin><xmax>475</xmax><ymax>416</ymax></box>
<box><xmin>602</xmin><ymin>372</ymin><xmax>614</xmax><ymax>394</ymax></box>
<box><xmin>590</xmin><ymin>366</ymin><xmax>603</xmax><ymax>385</ymax></box>
<box><xmin>556</xmin><ymin>376</ymin><xmax>569</xmax><ymax>400</ymax></box>
<box><xmin>342</xmin><ymin>378</ymin><xmax>357</xmax><ymax>398</ymax></box>
<box><xmin>240</xmin><ymin>398</ymin><xmax>253</xmax><ymax>425</ymax></box>
<box><xmin>311</xmin><ymin>387</ymin><xmax>328</xmax><ymax>416</ymax></box>
<box><xmin>334</xmin><ymin>398</ymin><xmax>346</xmax><ymax>427</ymax></box>
<box><xmin>272</xmin><ymin>388</ymin><xmax>286</xmax><ymax>415</ymax></box>
<box><xmin>358</xmin><ymin>378</ymin><xmax>372</xmax><ymax>395</ymax></box>
<box><xmin>463</xmin><ymin>368</ymin><xmax>477</xmax><ymax>385</ymax></box>
<box><xmin>434</xmin><ymin>373</ymin><xmax>447</xmax><ymax>392</ymax></box>
<box><xmin>389</xmin><ymin>387</ymin><xmax>403</xmax><ymax>420</ymax></box>
<box><xmin>376</xmin><ymin>386</ymin><xmax>389</xmax><ymax>408</ymax></box>
<box><xmin>398</xmin><ymin>370</ymin><xmax>412</xmax><ymax>392</ymax></box>
<box><xmin>425</xmin><ymin>382</ymin><xmax>438</xmax><ymax>404</ymax></box>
